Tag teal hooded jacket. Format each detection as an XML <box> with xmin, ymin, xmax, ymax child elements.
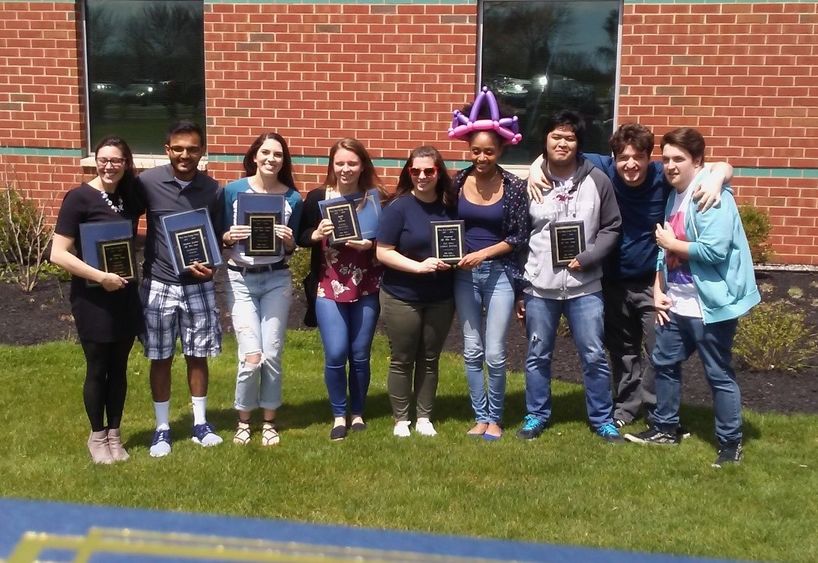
<box><xmin>657</xmin><ymin>172</ymin><xmax>761</xmax><ymax>324</ymax></box>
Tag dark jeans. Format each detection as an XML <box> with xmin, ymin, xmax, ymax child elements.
<box><xmin>80</xmin><ymin>338</ymin><xmax>134</xmax><ymax>431</ymax></box>
<box><xmin>652</xmin><ymin>313</ymin><xmax>742</xmax><ymax>446</ymax></box>
<box><xmin>603</xmin><ymin>277</ymin><xmax>657</xmax><ymax>423</ymax></box>
<box><xmin>380</xmin><ymin>291</ymin><xmax>454</xmax><ymax>421</ymax></box>
<box><xmin>315</xmin><ymin>294</ymin><xmax>380</xmax><ymax>417</ymax></box>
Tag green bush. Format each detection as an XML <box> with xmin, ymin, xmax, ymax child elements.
<box><xmin>0</xmin><ymin>183</ymin><xmax>53</xmax><ymax>292</ymax></box>
<box><xmin>288</xmin><ymin>247</ymin><xmax>310</xmax><ymax>292</ymax></box>
<box><xmin>739</xmin><ymin>204</ymin><xmax>772</xmax><ymax>264</ymax></box>
<box><xmin>734</xmin><ymin>300</ymin><xmax>817</xmax><ymax>372</ymax></box>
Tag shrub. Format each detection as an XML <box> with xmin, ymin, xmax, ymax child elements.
<box><xmin>733</xmin><ymin>300</ymin><xmax>817</xmax><ymax>372</ymax></box>
<box><xmin>738</xmin><ymin>205</ymin><xmax>772</xmax><ymax>264</ymax></box>
<box><xmin>0</xmin><ymin>177</ymin><xmax>53</xmax><ymax>292</ymax></box>
<box><xmin>288</xmin><ymin>247</ymin><xmax>310</xmax><ymax>292</ymax></box>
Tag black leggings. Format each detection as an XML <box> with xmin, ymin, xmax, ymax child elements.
<box><xmin>80</xmin><ymin>338</ymin><xmax>134</xmax><ymax>431</ymax></box>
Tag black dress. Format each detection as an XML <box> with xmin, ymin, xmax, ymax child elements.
<box><xmin>54</xmin><ymin>183</ymin><xmax>144</xmax><ymax>342</ymax></box>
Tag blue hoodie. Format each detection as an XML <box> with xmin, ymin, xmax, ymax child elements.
<box><xmin>657</xmin><ymin>172</ymin><xmax>760</xmax><ymax>324</ymax></box>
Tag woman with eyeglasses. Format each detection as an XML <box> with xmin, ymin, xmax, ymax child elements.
<box><xmin>222</xmin><ymin>132</ymin><xmax>303</xmax><ymax>447</ymax></box>
<box><xmin>50</xmin><ymin>135</ymin><xmax>143</xmax><ymax>464</ymax></box>
<box><xmin>449</xmin><ymin>100</ymin><xmax>530</xmax><ymax>441</ymax></box>
<box><xmin>297</xmin><ymin>138</ymin><xmax>385</xmax><ymax>441</ymax></box>
<box><xmin>376</xmin><ymin>146</ymin><xmax>459</xmax><ymax>438</ymax></box>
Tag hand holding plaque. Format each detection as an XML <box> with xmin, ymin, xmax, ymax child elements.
<box><xmin>550</xmin><ymin>220</ymin><xmax>586</xmax><ymax>268</ymax></box>
<box><xmin>320</xmin><ymin>200</ymin><xmax>362</xmax><ymax>246</ymax></box>
<box><xmin>236</xmin><ymin>192</ymin><xmax>285</xmax><ymax>256</ymax></box>
<box><xmin>161</xmin><ymin>208</ymin><xmax>223</xmax><ymax>276</ymax></box>
<box><xmin>431</xmin><ymin>220</ymin><xmax>465</xmax><ymax>265</ymax></box>
<box><xmin>79</xmin><ymin>220</ymin><xmax>136</xmax><ymax>288</ymax></box>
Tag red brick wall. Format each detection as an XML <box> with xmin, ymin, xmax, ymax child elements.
<box><xmin>0</xmin><ymin>2</ymin><xmax>84</xmax><ymax>219</ymax></box>
<box><xmin>620</xmin><ymin>2</ymin><xmax>818</xmax><ymax>264</ymax></box>
<box><xmin>204</xmin><ymin>2</ymin><xmax>478</xmax><ymax>193</ymax></box>
<box><xmin>1</xmin><ymin>1</ymin><xmax>816</xmax><ymax>264</ymax></box>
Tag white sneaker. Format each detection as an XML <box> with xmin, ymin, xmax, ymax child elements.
<box><xmin>415</xmin><ymin>418</ymin><xmax>437</xmax><ymax>437</ymax></box>
<box><xmin>393</xmin><ymin>420</ymin><xmax>411</xmax><ymax>438</ymax></box>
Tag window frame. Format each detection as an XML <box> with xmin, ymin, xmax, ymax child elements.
<box><xmin>476</xmin><ymin>0</ymin><xmax>624</xmax><ymax>166</ymax></box>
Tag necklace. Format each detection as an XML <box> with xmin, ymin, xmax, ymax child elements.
<box><xmin>100</xmin><ymin>190</ymin><xmax>124</xmax><ymax>214</ymax></box>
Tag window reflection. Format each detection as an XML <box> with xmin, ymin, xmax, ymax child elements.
<box><xmin>481</xmin><ymin>1</ymin><xmax>620</xmax><ymax>163</ymax></box>
<box><xmin>85</xmin><ymin>0</ymin><xmax>205</xmax><ymax>154</ymax></box>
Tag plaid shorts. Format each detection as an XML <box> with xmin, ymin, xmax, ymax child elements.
<box><xmin>139</xmin><ymin>278</ymin><xmax>222</xmax><ymax>360</ymax></box>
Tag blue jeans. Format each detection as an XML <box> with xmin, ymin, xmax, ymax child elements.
<box><xmin>524</xmin><ymin>292</ymin><xmax>614</xmax><ymax>429</ymax></box>
<box><xmin>652</xmin><ymin>313</ymin><xmax>742</xmax><ymax>446</ymax></box>
<box><xmin>315</xmin><ymin>294</ymin><xmax>380</xmax><ymax>417</ymax></box>
<box><xmin>454</xmin><ymin>261</ymin><xmax>514</xmax><ymax>424</ymax></box>
<box><xmin>225</xmin><ymin>268</ymin><xmax>292</xmax><ymax>412</ymax></box>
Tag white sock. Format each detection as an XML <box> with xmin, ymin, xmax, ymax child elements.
<box><xmin>192</xmin><ymin>396</ymin><xmax>207</xmax><ymax>426</ymax></box>
<box><xmin>154</xmin><ymin>401</ymin><xmax>170</xmax><ymax>431</ymax></box>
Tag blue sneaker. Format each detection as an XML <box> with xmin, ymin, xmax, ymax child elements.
<box><xmin>595</xmin><ymin>422</ymin><xmax>625</xmax><ymax>443</ymax></box>
<box><xmin>516</xmin><ymin>415</ymin><xmax>547</xmax><ymax>440</ymax></box>
<box><xmin>149</xmin><ymin>428</ymin><xmax>171</xmax><ymax>458</ymax></box>
<box><xmin>191</xmin><ymin>422</ymin><xmax>223</xmax><ymax>447</ymax></box>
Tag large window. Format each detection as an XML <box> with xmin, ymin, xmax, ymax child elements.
<box><xmin>84</xmin><ymin>0</ymin><xmax>205</xmax><ymax>154</ymax></box>
<box><xmin>480</xmin><ymin>0</ymin><xmax>620</xmax><ymax>164</ymax></box>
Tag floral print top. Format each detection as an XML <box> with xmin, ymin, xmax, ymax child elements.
<box><xmin>316</xmin><ymin>233</ymin><xmax>382</xmax><ymax>303</ymax></box>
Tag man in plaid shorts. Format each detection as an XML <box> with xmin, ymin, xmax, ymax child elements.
<box><xmin>131</xmin><ymin>121</ymin><xmax>224</xmax><ymax>457</ymax></box>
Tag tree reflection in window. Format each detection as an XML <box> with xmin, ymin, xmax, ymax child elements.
<box><xmin>481</xmin><ymin>1</ymin><xmax>620</xmax><ymax>164</ymax></box>
<box><xmin>85</xmin><ymin>1</ymin><xmax>205</xmax><ymax>154</ymax></box>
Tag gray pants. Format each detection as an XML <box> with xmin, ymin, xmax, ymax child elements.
<box><xmin>380</xmin><ymin>290</ymin><xmax>455</xmax><ymax>421</ymax></box>
<box><xmin>603</xmin><ymin>277</ymin><xmax>657</xmax><ymax>423</ymax></box>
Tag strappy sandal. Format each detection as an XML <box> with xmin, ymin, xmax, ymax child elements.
<box><xmin>233</xmin><ymin>422</ymin><xmax>251</xmax><ymax>446</ymax></box>
<box><xmin>261</xmin><ymin>421</ymin><xmax>280</xmax><ymax>447</ymax></box>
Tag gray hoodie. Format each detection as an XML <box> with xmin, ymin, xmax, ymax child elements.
<box><xmin>522</xmin><ymin>157</ymin><xmax>621</xmax><ymax>300</ymax></box>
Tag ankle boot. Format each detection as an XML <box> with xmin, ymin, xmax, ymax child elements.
<box><xmin>107</xmin><ymin>428</ymin><xmax>129</xmax><ymax>462</ymax></box>
<box><xmin>87</xmin><ymin>430</ymin><xmax>114</xmax><ymax>465</ymax></box>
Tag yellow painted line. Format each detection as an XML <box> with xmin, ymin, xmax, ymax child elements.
<box><xmin>9</xmin><ymin>527</ymin><xmax>510</xmax><ymax>562</ymax></box>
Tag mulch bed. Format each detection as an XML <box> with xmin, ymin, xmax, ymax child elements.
<box><xmin>2</xmin><ymin>269</ymin><xmax>817</xmax><ymax>415</ymax></box>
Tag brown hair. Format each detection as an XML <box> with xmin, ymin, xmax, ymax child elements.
<box><xmin>609</xmin><ymin>123</ymin><xmax>654</xmax><ymax>157</ymax></box>
<box><xmin>242</xmin><ymin>131</ymin><xmax>297</xmax><ymax>190</ymax></box>
<box><xmin>322</xmin><ymin>138</ymin><xmax>384</xmax><ymax>198</ymax></box>
<box><xmin>661</xmin><ymin>127</ymin><xmax>706</xmax><ymax>164</ymax></box>
<box><xmin>394</xmin><ymin>145</ymin><xmax>457</xmax><ymax>210</ymax></box>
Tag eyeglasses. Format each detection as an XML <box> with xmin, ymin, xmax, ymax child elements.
<box><xmin>167</xmin><ymin>145</ymin><xmax>202</xmax><ymax>156</ymax></box>
<box><xmin>409</xmin><ymin>167</ymin><xmax>437</xmax><ymax>177</ymax></box>
<box><xmin>96</xmin><ymin>157</ymin><xmax>126</xmax><ymax>167</ymax></box>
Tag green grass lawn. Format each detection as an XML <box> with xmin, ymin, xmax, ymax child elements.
<box><xmin>1</xmin><ymin>330</ymin><xmax>816</xmax><ymax>562</ymax></box>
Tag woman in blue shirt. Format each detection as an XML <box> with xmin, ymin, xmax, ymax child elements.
<box><xmin>376</xmin><ymin>146</ymin><xmax>458</xmax><ymax>438</ymax></box>
<box><xmin>451</xmin><ymin>120</ymin><xmax>529</xmax><ymax>441</ymax></box>
<box><xmin>222</xmin><ymin>132</ymin><xmax>303</xmax><ymax>447</ymax></box>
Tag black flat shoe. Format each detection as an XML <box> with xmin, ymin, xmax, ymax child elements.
<box><xmin>350</xmin><ymin>421</ymin><xmax>367</xmax><ymax>432</ymax></box>
<box><xmin>330</xmin><ymin>424</ymin><xmax>347</xmax><ymax>441</ymax></box>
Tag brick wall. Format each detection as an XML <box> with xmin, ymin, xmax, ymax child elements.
<box><xmin>204</xmin><ymin>2</ymin><xmax>477</xmax><ymax>194</ymax></box>
<box><xmin>0</xmin><ymin>2</ymin><xmax>84</xmax><ymax>219</ymax></box>
<box><xmin>620</xmin><ymin>2</ymin><xmax>818</xmax><ymax>264</ymax></box>
<box><xmin>1</xmin><ymin>1</ymin><xmax>816</xmax><ymax>264</ymax></box>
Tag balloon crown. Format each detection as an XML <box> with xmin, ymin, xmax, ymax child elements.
<box><xmin>448</xmin><ymin>86</ymin><xmax>522</xmax><ymax>145</ymax></box>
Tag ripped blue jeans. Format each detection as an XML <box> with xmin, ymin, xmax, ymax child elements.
<box><xmin>523</xmin><ymin>291</ymin><xmax>614</xmax><ymax>429</ymax></box>
<box><xmin>226</xmin><ymin>268</ymin><xmax>292</xmax><ymax>412</ymax></box>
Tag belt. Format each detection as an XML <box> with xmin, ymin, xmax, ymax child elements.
<box><xmin>227</xmin><ymin>262</ymin><xmax>288</xmax><ymax>274</ymax></box>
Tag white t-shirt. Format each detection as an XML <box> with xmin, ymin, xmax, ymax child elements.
<box><xmin>665</xmin><ymin>186</ymin><xmax>702</xmax><ymax>318</ymax></box>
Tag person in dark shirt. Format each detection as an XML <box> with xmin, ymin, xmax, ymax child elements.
<box><xmin>128</xmin><ymin>121</ymin><xmax>224</xmax><ymax>458</ymax></box>
<box><xmin>376</xmin><ymin>146</ymin><xmax>458</xmax><ymax>438</ymax></box>
<box><xmin>50</xmin><ymin>135</ymin><xmax>143</xmax><ymax>464</ymax></box>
